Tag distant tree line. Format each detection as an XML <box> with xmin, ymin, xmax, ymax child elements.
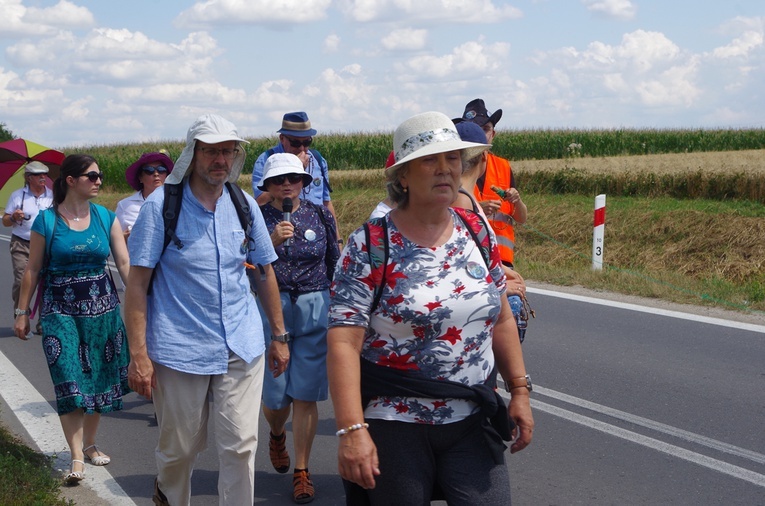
<box><xmin>0</xmin><ymin>122</ymin><xmax>14</xmax><ymax>142</ymax></box>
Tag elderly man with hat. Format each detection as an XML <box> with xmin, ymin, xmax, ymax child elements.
<box><xmin>115</xmin><ymin>151</ymin><xmax>174</xmax><ymax>241</ymax></box>
<box><xmin>125</xmin><ymin>114</ymin><xmax>288</xmax><ymax>506</ymax></box>
<box><xmin>251</xmin><ymin>112</ymin><xmax>337</xmax><ymax>223</ymax></box>
<box><xmin>2</xmin><ymin>160</ymin><xmax>54</xmax><ymax>333</ymax></box>
<box><xmin>454</xmin><ymin>99</ymin><xmax>527</xmax><ymax>269</ymax></box>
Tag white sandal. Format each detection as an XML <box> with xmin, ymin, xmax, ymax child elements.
<box><xmin>64</xmin><ymin>459</ymin><xmax>85</xmax><ymax>484</ymax></box>
<box><xmin>83</xmin><ymin>444</ymin><xmax>111</xmax><ymax>466</ymax></box>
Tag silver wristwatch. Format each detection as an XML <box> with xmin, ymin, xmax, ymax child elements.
<box><xmin>272</xmin><ymin>332</ymin><xmax>291</xmax><ymax>343</ymax></box>
<box><xmin>14</xmin><ymin>308</ymin><xmax>30</xmax><ymax>317</ymax></box>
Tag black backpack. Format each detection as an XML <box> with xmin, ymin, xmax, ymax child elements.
<box><xmin>148</xmin><ymin>181</ymin><xmax>264</xmax><ymax>293</ymax></box>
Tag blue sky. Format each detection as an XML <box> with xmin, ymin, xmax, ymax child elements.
<box><xmin>1</xmin><ymin>0</ymin><xmax>763</xmax><ymax>148</ymax></box>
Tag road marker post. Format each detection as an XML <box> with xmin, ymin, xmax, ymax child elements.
<box><xmin>592</xmin><ymin>194</ymin><xmax>606</xmax><ymax>270</ymax></box>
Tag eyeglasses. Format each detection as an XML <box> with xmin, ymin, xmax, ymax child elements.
<box><xmin>268</xmin><ymin>174</ymin><xmax>305</xmax><ymax>185</ymax></box>
<box><xmin>141</xmin><ymin>165</ymin><xmax>169</xmax><ymax>176</ymax></box>
<box><xmin>79</xmin><ymin>171</ymin><xmax>104</xmax><ymax>182</ymax></box>
<box><xmin>286</xmin><ymin>137</ymin><xmax>312</xmax><ymax>148</ymax></box>
<box><xmin>196</xmin><ymin>147</ymin><xmax>240</xmax><ymax>160</ymax></box>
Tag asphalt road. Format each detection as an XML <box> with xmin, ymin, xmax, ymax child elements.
<box><xmin>0</xmin><ymin>232</ymin><xmax>763</xmax><ymax>505</ymax></box>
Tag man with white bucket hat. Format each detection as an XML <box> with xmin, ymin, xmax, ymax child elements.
<box><xmin>125</xmin><ymin>113</ymin><xmax>288</xmax><ymax>506</ymax></box>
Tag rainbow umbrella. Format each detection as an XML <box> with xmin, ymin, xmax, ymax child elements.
<box><xmin>0</xmin><ymin>138</ymin><xmax>64</xmax><ymax>208</ymax></box>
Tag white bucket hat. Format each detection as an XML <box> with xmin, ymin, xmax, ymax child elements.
<box><xmin>256</xmin><ymin>153</ymin><xmax>312</xmax><ymax>191</ymax></box>
<box><xmin>386</xmin><ymin>111</ymin><xmax>491</xmax><ymax>176</ymax></box>
<box><xmin>166</xmin><ymin>113</ymin><xmax>249</xmax><ymax>185</ymax></box>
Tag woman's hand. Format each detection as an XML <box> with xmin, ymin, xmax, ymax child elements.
<box><xmin>270</xmin><ymin>220</ymin><xmax>295</xmax><ymax>247</ymax></box>
<box><xmin>337</xmin><ymin>428</ymin><xmax>380</xmax><ymax>489</ymax></box>
<box><xmin>508</xmin><ymin>392</ymin><xmax>534</xmax><ymax>454</ymax></box>
<box><xmin>505</xmin><ymin>267</ymin><xmax>526</xmax><ymax>297</ymax></box>
<box><xmin>14</xmin><ymin>314</ymin><xmax>30</xmax><ymax>340</ymax></box>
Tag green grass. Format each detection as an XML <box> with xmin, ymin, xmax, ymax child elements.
<box><xmin>0</xmin><ymin>418</ymin><xmax>72</xmax><ymax>505</ymax></box>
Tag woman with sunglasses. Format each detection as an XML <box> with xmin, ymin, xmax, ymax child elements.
<box><xmin>14</xmin><ymin>154</ymin><xmax>131</xmax><ymax>485</ymax></box>
<box><xmin>116</xmin><ymin>151</ymin><xmax>174</xmax><ymax>241</ymax></box>
<box><xmin>255</xmin><ymin>153</ymin><xmax>341</xmax><ymax>504</ymax></box>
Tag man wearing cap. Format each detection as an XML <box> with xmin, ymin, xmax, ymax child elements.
<box><xmin>454</xmin><ymin>98</ymin><xmax>527</xmax><ymax>269</ymax></box>
<box><xmin>125</xmin><ymin>114</ymin><xmax>289</xmax><ymax>506</ymax></box>
<box><xmin>2</xmin><ymin>161</ymin><xmax>53</xmax><ymax>333</ymax></box>
<box><xmin>251</xmin><ymin>112</ymin><xmax>336</xmax><ymax>220</ymax></box>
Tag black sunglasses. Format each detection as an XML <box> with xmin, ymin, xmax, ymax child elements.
<box><xmin>287</xmin><ymin>137</ymin><xmax>312</xmax><ymax>148</ymax></box>
<box><xmin>141</xmin><ymin>165</ymin><xmax>168</xmax><ymax>176</ymax></box>
<box><xmin>79</xmin><ymin>171</ymin><xmax>104</xmax><ymax>182</ymax></box>
<box><xmin>269</xmin><ymin>174</ymin><xmax>305</xmax><ymax>185</ymax></box>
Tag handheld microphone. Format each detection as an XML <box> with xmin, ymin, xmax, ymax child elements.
<box><xmin>282</xmin><ymin>198</ymin><xmax>293</xmax><ymax>248</ymax></box>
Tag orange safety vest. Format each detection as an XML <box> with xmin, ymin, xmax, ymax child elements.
<box><xmin>473</xmin><ymin>153</ymin><xmax>516</xmax><ymax>266</ymax></box>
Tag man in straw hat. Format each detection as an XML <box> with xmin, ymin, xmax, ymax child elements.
<box><xmin>2</xmin><ymin>160</ymin><xmax>53</xmax><ymax>334</ymax></box>
<box><xmin>251</xmin><ymin>111</ymin><xmax>336</xmax><ymax>221</ymax></box>
<box><xmin>454</xmin><ymin>98</ymin><xmax>527</xmax><ymax>269</ymax></box>
<box><xmin>125</xmin><ymin>113</ymin><xmax>289</xmax><ymax>506</ymax></box>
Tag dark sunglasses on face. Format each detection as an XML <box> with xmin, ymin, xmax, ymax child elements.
<box><xmin>287</xmin><ymin>137</ymin><xmax>312</xmax><ymax>148</ymax></box>
<box><xmin>269</xmin><ymin>174</ymin><xmax>305</xmax><ymax>185</ymax></box>
<box><xmin>141</xmin><ymin>165</ymin><xmax>169</xmax><ymax>176</ymax></box>
<box><xmin>80</xmin><ymin>171</ymin><xmax>104</xmax><ymax>182</ymax></box>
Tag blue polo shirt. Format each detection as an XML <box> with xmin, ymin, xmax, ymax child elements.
<box><xmin>129</xmin><ymin>179</ymin><xmax>278</xmax><ymax>375</ymax></box>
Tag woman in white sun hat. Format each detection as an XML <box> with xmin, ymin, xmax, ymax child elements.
<box><xmin>327</xmin><ymin>111</ymin><xmax>534</xmax><ymax>504</ymax></box>
<box><xmin>255</xmin><ymin>153</ymin><xmax>340</xmax><ymax>504</ymax></box>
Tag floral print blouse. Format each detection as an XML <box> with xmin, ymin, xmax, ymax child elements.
<box><xmin>329</xmin><ymin>208</ymin><xmax>507</xmax><ymax>424</ymax></box>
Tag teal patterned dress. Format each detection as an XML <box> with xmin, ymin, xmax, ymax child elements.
<box><xmin>32</xmin><ymin>204</ymin><xmax>130</xmax><ymax>416</ymax></box>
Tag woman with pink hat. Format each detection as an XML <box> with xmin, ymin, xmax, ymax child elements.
<box><xmin>327</xmin><ymin>111</ymin><xmax>534</xmax><ymax>504</ymax></box>
<box><xmin>115</xmin><ymin>151</ymin><xmax>173</xmax><ymax>240</ymax></box>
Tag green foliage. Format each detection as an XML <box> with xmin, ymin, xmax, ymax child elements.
<box><xmin>61</xmin><ymin>128</ymin><xmax>765</xmax><ymax>197</ymax></box>
<box><xmin>0</xmin><ymin>122</ymin><xmax>14</xmax><ymax>142</ymax></box>
<box><xmin>518</xmin><ymin>169</ymin><xmax>765</xmax><ymax>203</ymax></box>
<box><xmin>492</xmin><ymin>127</ymin><xmax>765</xmax><ymax>160</ymax></box>
<box><xmin>0</xmin><ymin>422</ymin><xmax>72</xmax><ymax>505</ymax></box>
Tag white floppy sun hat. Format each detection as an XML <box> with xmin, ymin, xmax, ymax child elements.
<box><xmin>386</xmin><ymin>111</ymin><xmax>491</xmax><ymax>176</ymax></box>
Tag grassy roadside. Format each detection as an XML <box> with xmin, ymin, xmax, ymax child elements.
<box><xmin>0</xmin><ymin>421</ymin><xmax>72</xmax><ymax>505</ymax></box>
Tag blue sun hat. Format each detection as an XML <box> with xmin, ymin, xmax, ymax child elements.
<box><xmin>277</xmin><ymin>112</ymin><xmax>317</xmax><ymax>138</ymax></box>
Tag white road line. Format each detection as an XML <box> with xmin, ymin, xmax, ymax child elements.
<box><xmin>533</xmin><ymin>386</ymin><xmax>765</xmax><ymax>465</ymax></box>
<box><xmin>0</xmin><ymin>350</ymin><xmax>136</xmax><ymax>505</ymax></box>
<box><xmin>530</xmin><ymin>399</ymin><xmax>765</xmax><ymax>488</ymax></box>
<box><xmin>527</xmin><ymin>287</ymin><xmax>765</xmax><ymax>333</ymax></box>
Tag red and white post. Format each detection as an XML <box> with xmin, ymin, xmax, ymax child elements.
<box><xmin>592</xmin><ymin>194</ymin><xmax>606</xmax><ymax>270</ymax></box>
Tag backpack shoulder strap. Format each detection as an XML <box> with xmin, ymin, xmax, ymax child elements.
<box><xmin>453</xmin><ymin>207</ymin><xmax>491</xmax><ymax>271</ymax></box>
<box><xmin>162</xmin><ymin>183</ymin><xmax>184</xmax><ymax>252</ymax></box>
<box><xmin>225</xmin><ymin>182</ymin><xmax>252</xmax><ymax>234</ymax></box>
<box><xmin>309</xmin><ymin>148</ymin><xmax>333</xmax><ymax>194</ymax></box>
<box><xmin>458</xmin><ymin>188</ymin><xmax>479</xmax><ymax>214</ymax></box>
<box><xmin>364</xmin><ymin>216</ymin><xmax>388</xmax><ymax>314</ymax></box>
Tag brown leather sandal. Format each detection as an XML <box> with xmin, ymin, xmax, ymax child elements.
<box><xmin>292</xmin><ymin>469</ymin><xmax>315</xmax><ymax>504</ymax></box>
<box><xmin>269</xmin><ymin>432</ymin><xmax>290</xmax><ymax>473</ymax></box>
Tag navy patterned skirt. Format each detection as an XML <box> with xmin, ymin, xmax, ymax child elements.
<box><xmin>40</xmin><ymin>268</ymin><xmax>130</xmax><ymax>415</ymax></box>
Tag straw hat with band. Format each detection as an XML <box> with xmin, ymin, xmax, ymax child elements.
<box><xmin>166</xmin><ymin>114</ymin><xmax>249</xmax><ymax>185</ymax></box>
<box><xmin>385</xmin><ymin>111</ymin><xmax>491</xmax><ymax>176</ymax></box>
<box><xmin>256</xmin><ymin>153</ymin><xmax>313</xmax><ymax>191</ymax></box>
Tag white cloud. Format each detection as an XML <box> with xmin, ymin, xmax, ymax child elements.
<box><xmin>582</xmin><ymin>0</ymin><xmax>636</xmax><ymax>20</ymax></box>
<box><xmin>711</xmin><ymin>30</ymin><xmax>764</xmax><ymax>59</ymax></box>
<box><xmin>395</xmin><ymin>40</ymin><xmax>510</xmax><ymax>80</ymax></box>
<box><xmin>381</xmin><ymin>28</ymin><xmax>428</xmax><ymax>51</ymax></box>
<box><xmin>337</xmin><ymin>0</ymin><xmax>522</xmax><ymax>23</ymax></box>
<box><xmin>324</xmin><ymin>33</ymin><xmax>341</xmax><ymax>52</ymax></box>
<box><xmin>175</xmin><ymin>0</ymin><xmax>332</xmax><ymax>28</ymax></box>
<box><xmin>0</xmin><ymin>0</ymin><xmax>94</xmax><ymax>37</ymax></box>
